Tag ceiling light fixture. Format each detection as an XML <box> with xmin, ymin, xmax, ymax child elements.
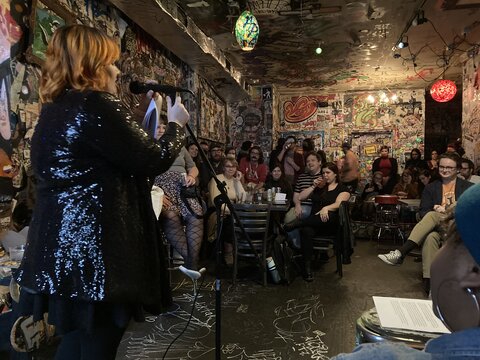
<box><xmin>430</xmin><ymin>79</ymin><xmax>457</xmax><ymax>102</ymax></box>
<box><xmin>315</xmin><ymin>46</ymin><xmax>322</xmax><ymax>54</ymax></box>
<box><xmin>235</xmin><ymin>10</ymin><xmax>260</xmax><ymax>51</ymax></box>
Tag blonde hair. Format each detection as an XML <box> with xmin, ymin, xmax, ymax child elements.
<box><xmin>40</xmin><ymin>25</ymin><xmax>120</xmax><ymax>103</ymax></box>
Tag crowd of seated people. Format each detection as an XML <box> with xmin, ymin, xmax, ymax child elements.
<box><xmin>153</xmin><ymin>135</ymin><xmax>480</xmax><ymax>289</ymax></box>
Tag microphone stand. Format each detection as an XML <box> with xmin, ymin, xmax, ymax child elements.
<box><xmin>168</xmin><ymin>90</ymin><xmax>261</xmax><ymax>360</ymax></box>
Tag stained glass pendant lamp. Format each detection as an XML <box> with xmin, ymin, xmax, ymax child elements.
<box><xmin>235</xmin><ymin>11</ymin><xmax>259</xmax><ymax>51</ymax></box>
<box><xmin>430</xmin><ymin>79</ymin><xmax>457</xmax><ymax>102</ymax></box>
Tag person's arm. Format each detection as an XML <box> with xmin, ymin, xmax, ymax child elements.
<box><xmin>419</xmin><ymin>183</ymin><xmax>437</xmax><ymax>218</ymax></box>
<box><xmin>83</xmin><ymin>92</ymin><xmax>188</xmax><ymax>176</ymax></box>
<box><xmin>372</xmin><ymin>158</ymin><xmax>379</xmax><ymax>174</ymax></box>
<box><xmin>183</xmin><ymin>149</ymin><xmax>199</xmax><ymax>186</ymax></box>
<box><xmin>317</xmin><ymin>191</ymin><xmax>350</xmax><ymax>222</ymax></box>
<box><xmin>342</xmin><ymin>152</ymin><xmax>354</xmax><ymax>172</ymax></box>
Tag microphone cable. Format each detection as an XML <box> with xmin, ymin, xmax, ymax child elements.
<box><xmin>161</xmin><ymin>272</ymin><xmax>207</xmax><ymax>359</ymax></box>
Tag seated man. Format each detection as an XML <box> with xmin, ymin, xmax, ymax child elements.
<box><xmin>378</xmin><ymin>153</ymin><xmax>473</xmax><ymax>292</ymax></box>
<box><xmin>238</xmin><ymin>146</ymin><xmax>268</xmax><ymax>191</ymax></box>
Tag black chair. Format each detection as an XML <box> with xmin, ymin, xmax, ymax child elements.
<box><xmin>311</xmin><ymin>201</ymin><xmax>354</xmax><ymax>277</ymax></box>
<box><xmin>232</xmin><ymin>203</ymin><xmax>274</xmax><ymax>286</ymax></box>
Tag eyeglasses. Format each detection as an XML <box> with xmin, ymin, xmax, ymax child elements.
<box><xmin>250</xmin><ymin>152</ymin><xmax>260</xmax><ymax>155</ymax></box>
<box><xmin>439</xmin><ymin>166</ymin><xmax>457</xmax><ymax>171</ymax></box>
<box><xmin>461</xmin><ymin>167</ymin><xmax>470</xmax><ymax>170</ymax></box>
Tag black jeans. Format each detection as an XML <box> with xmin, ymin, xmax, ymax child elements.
<box><xmin>298</xmin><ymin>214</ymin><xmax>338</xmax><ymax>262</ymax></box>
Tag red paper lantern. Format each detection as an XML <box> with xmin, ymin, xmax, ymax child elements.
<box><xmin>430</xmin><ymin>79</ymin><xmax>457</xmax><ymax>102</ymax></box>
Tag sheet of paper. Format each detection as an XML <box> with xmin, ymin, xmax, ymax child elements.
<box><xmin>373</xmin><ymin>296</ymin><xmax>450</xmax><ymax>334</ymax></box>
<box><xmin>274</xmin><ymin>193</ymin><xmax>286</xmax><ymax>202</ymax></box>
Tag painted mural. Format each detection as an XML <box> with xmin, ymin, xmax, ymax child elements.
<box><xmin>462</xmin><ymin>48</ymin><xmax>480</xmax><ymax>170</ymax></box>
<box><xmin>278</xmin><ymin>89</ymin><xmax>425</xmax><ymax>180</ymax></box>
<box><xmin>228</xmin><ymin>86</ymin><xmax>273</xmax><ymax>160</ymax></box>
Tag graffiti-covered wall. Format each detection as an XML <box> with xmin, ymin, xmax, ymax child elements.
<box><xmin>277</xmin><ymin>90</ymin><xmax>425</xmax><ymax>179</ymax></box>
<box><xmin>1</xmin><ymin>0</ymin><xmax>228</xmax><ymax>231</ymax></box>
<box><xmin>462</xmin><ymin>48</ymin><xmax>480</xmax><ymax>169</ymax></box>
<box><xmin>228</xmin><ymin>86</ymin><xmax>273</xmax><ymax>159</ymax></box>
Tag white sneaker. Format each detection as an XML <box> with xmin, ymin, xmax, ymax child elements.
<box><xmin>378</xmin><ymin>250</ymin><xmax>403</xmax><ymax>265</ymax></box>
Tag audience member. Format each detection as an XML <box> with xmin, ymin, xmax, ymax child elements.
<box><xmin>155</xmin><ymin>118</ymin><xmax>203</xmax><ymax>271</ymax></box>
<box><xmin>236</xmin><ymin>140</ymin><xmax>252</xmax><ymax>163</ymax></box>
<box><xmin>459</xmin><ymin>158</ymin><xmax>480</xmax><ymax>184</ymax></box>
<box><xmin>283</xmin><ymin>151</ymin><xmax>324</xmax><ymax>249</ymax></box>
<box><xmin>372</xmin><ymin>145</ymin><xmax>398</xmax><ymax>194</ymax></box>
<box><xmin>362</xmin><ymin>171</ymin><xmax>386</xmax><ymax>200</ymax></box>
<box><xmin>239</xmin><ymin>145</ymin><xmax>268</xmax><ymax>191</ymax></box>
<box><xmin>284</xmin><ymin>162</ymin><xmax>350</xmax><ymax>281</ymax></box>
<box><xmin>340</xmin><ymin>142</ymin><xmax>360</xmax><ymax>193</ymax></box>
<box><xmin>269</xmin><ymin>137</ymin><xmax>286</xmax><ymax>170</ymax></box>
<box><xmin>207</xmin><ymin>156</ymin><xmax>245</xmax><ymax>265</ymax></box>
<box><xmin>427</xmin><ymin>150</ymin><xmax>439</xmax><ymax>170</ymax></box>
<box><xmin>333</xmin><ymin>184</ymin><xmax>480</xmax><ymax>359</ymax></box>
<box><xmin>276</xmin><ymin>135</ymin><xmax>304</xmax><ymax>186</ymax></box>
<box><xmin>378</xmin><ymin>153</ymin><xmax>473</xmax><ymax>293</ymax></box>
<box><xmin>405</xmin><ymin>148</ymin><xmax>428</xmax><ymax>176</ymax></box>
<box><xmin>264</xmin><ymin>162</ymin><xmax>293</xmax><ymax>203</ymax></box>
<box><xmin>225</xmin><ymin>146</ymin><xmax>237</xmax><ymax>158</ymax></box>
<box><xmin>417</xmin><ymin>168</ymin><xmax>433</xmax><ymax>197</ymax></box>
<box><xmin>199</xmin><ymin>141</ymin><xmax>210</xmax><ymax>154</ymax></box>
<box><xmin>392</xmin><ymin>169</ymin><xmax>419</xmax><ymax>199</ymax></box>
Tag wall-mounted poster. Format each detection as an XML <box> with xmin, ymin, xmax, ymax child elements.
<box><xmin>26</xmin><ymin>0</ymin><xmax>76</xmax><ymax>66</ymax></box>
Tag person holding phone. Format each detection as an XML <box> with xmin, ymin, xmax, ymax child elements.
<box><xmin>276</xmin><ymin>135</ymin><xmax>304</xmax><ymax>186</ymax></box>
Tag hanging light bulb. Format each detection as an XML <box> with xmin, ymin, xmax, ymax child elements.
<box><xmin>315</xmin><ymin>46</ymin><xmax>322</xmax><ymax>55</ymax></box>
<box><xmin>430</xmin><ymin>79</ymin><xmax>457</xmax><ymax>102</ymax></box>
<box><xmin>235</xmin><ymin>11</ymin><xmax>260</xmax><ymax>51</ymax></box>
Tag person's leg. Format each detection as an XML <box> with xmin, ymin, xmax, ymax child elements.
<box><xmin>300</xmin><ymin>226</ymin><xmax>315</xmax><ymax>282</ymax></box>
<box><xmin>184</xmin><ymin>213</ymin><xmax>204</xmax><ymax>270</ymax></box>
<box><xmin>55</xmin><ymin>330</ymin><xmax>81</xmax><ymax>360</ymax></box>
<box><xmin>378</xmin><ymin>211</ymin><xmax>442</xmax><ymax>265</ymax></box>
<box><xmin>160</xmin><ymin>210</ymin><xmax>188</xmax><ymax>260</ymax></box>
<box><xmin>421</xmin><ymin>231</ymin><xmax>442</xmax><ymax>280</ymax></box>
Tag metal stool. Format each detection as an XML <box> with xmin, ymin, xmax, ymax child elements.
<box><xmin>356</xmin><ymin>307</ymin><xmax>440</xmax><ymax>349</ymax></box>
<box><xmin>373</xmin><ymin>195</ymin><xmax>404</xmax><ymax>244</ymax></box>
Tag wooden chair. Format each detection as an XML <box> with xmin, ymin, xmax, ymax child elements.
<box><xmin>311</xmin><ymin>201</ymin><xmax>354</xmax><ymax>277</ymax></box>
<box><xmin>232</xmin><ymin>203</ymin><xmax>274</xmax><ymax>286</ymax></box>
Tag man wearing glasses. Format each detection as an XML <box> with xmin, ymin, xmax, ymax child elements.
<box><xmin>378</xmin><ymin>153</ymin><xmax>473</xmax><ymax>294</ymax></box>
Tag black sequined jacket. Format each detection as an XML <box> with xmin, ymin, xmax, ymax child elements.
<box><xmin>16</xmin><ymin>90</ymin><xmax>184</xmax><ymax>307</ymax></box>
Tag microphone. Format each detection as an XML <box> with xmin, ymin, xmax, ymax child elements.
<box><xmin>178</xmin><ymin>265</ymin><xmax>207</xmax><ymax>280</ymax></box>
<box><xmin>129</xmin><ymin>81</ymin><xmax>194</xmax><ymax>97</ymax></box>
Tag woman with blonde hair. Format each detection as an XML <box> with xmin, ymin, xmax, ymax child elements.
<box><xmin>13</xmin><ymin>25</ymin><xmax>189</xmax><ymax>359</ymax></box>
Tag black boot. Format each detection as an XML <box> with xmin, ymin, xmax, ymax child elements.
<box><xmin>303</xmin><ymin>260</ymin><xmax>313</xmax><ymax>282</ymax></box>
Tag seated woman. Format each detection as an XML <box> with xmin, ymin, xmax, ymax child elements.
<box><xmin>207</xmin><ymin>156</ymin><xmax>246</xmax><ymax>264</ymax></box>
<box><xmin>264</xmin><ymin>162</ymin><xmax>293</xmax><ymax>204</ymax></box>
<box><xmin>418</xmin><ymin>168</ymin><xmax>433</xmax><ymax>197</ymax></box>
<box><xmin>284</xmin><ymin>162</ymin><xmax>350</xmax><ymax>282</ymax></box>
<box><xmin>362</xmin><ymin>171</ymin><xmax>386</xmax><ymax>201</ymax></box>
<box><xmin>392</xmin><ymin>169</ymin><xmax>419</xmax><ymax>199</ymax></box>
<box><xmin>333</xmin><ymin>184</ymin><xmax>480</xmax><ymax>359</ymax></box>
<box><xmin>155</xmin><ymin>118</ymin><xmax>204</xmax><ymax>270</ymax></box>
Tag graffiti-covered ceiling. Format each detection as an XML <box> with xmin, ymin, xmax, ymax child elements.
<box><xmin>111</xmin><ymin>0</ymin><xmax>480</xmax><ymax>97</ymax></box>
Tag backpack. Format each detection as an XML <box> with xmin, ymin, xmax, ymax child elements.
<box><xmin>271</xmin><ymin>234</ymin><xmax>298</xmax><ymax>284</ymax></box>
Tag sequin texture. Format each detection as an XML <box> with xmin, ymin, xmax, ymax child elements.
<box><xmin>16</xmin><ymin>90</ymin><xmax>184</xmax><ymax>303</ymax></box>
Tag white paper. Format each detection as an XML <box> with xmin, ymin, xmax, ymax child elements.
<box><xmin>373</xmin><ymin>296</ymin><xmax>450</xmax><ymax>334</ymax></box>
<box><xmin>151</xmin><ymin>186</ymin><xmax>164</xmax><ymax>219</ymax></box>
<box><xmin>274</xmin><ymin>193</ymin><xmax>286</xmax><ymax>202</ymax></box>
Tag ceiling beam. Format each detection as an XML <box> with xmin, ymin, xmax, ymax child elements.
<box><xmin>108</xmin><ymin>0</ymin><xmax>249</xmax><ymax>102</ymax></box>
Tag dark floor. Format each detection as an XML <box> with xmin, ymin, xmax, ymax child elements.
<box><xmin>116</xmin><ymin>237</ymin><xmax>426</xmax><ymax>359</ymax></box>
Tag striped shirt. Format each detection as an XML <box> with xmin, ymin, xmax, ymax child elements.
<box><xmin>294</xmin><ymin>171</ymin><xmax>321</xmax><ymax>204</ymax></box>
